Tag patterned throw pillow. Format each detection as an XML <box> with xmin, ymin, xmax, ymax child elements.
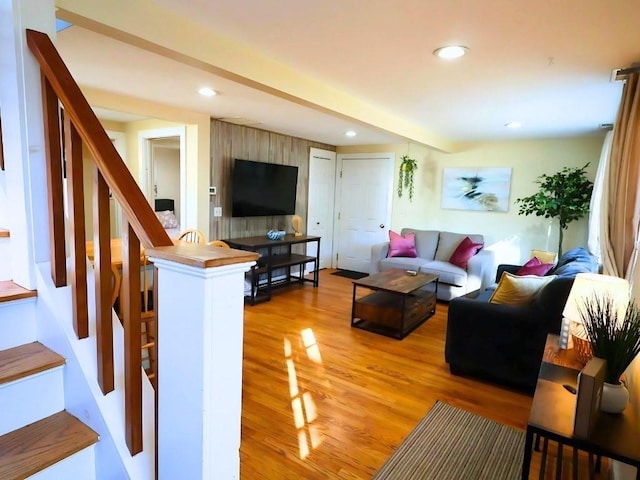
<box><xmin>155</xmin><ymin>210</ymin><xmax>179</xmax><ymax>229</ymax></box>
<box><xmin>388</xmin><ymin>230</ymin><xmax>417</xmax><ymax>258</ymax></box>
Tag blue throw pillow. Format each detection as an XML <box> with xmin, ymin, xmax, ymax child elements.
<box><xmin>554</xmin><ymin>247</ymin><xmax>592</xmax><ymax>268</ymax></box>
<box><xmin>550</xmin><ymin>247</ymin><xmax>598</xmax><ymax>278</ymax></box>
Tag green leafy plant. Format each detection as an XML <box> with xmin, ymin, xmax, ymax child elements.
<box><xmin>515</xmin><ymin>164</ymin><xmax>593</xmax><ymax>258</ymax></box>
<box><xmin>398</xmin><ymin>155</ymin><xmax>418</xmax><ymax>201</ymax></box>
<box><xmin>579</xmin><ymin>294</ymin><xmax>640</xmax><ymax>384</ymax></box>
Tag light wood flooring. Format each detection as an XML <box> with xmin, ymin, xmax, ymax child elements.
<box><xmin>239</xmin><ymin>270</ymin><xmax>601</xmax><ymax>479</ymax></box>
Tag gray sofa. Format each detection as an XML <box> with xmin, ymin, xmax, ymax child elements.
<box><xmin>370</xmin><ymin>229</ymin><xmax>495</xmax><ymax>301</ymax></box>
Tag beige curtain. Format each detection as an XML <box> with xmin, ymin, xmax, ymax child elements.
<box><xmin>602</xmin><ymin>72</ymin><xmax>640</xmax><ymax>284</ymax></box>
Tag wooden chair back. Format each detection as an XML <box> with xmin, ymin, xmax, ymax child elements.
<box><xmin>177</xmin><ymin>229</ymin><xmax>205</xmax><ymax>244</ymax></box>
<box><xmin>207</xmin><ymin>240</ymin><xmax>230</xmax><ymax>248</ymax></box>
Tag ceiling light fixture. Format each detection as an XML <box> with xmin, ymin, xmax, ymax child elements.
<box><xmin>433</xmin><ymin>45</ymin><xmax>468</xmax><ymax>59</ymax></box>
<box><xmin>198</xmin><ymin>87</ymin><xmax>218</xmax><ymax>97</ymax></box>
<box><xmin>345</xmin><ymin>130</ymin><xmax>357</xmax><ymax>137</ymax></box>
<box><xmin>505</xmin><ymin>121</ymin><xmax>522</xmax><ymax>129</ymax></box>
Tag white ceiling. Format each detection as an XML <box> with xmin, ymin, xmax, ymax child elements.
<box><xmin>56</xmin><ymin>0</ymin><xmax>640</xmax><ymax>148</ymax></box>
<box><xmin>56</xmin><ymin>26</ymin><xmax>405</xmax><ymax>146</ymax></box>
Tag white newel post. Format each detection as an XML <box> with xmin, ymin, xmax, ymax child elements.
<box><xmin>149</xmin><ymin>252</ymin><xmax>255</xmax><ymax>480</ymax></box>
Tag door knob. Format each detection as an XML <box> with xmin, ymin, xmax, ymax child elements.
<box><xmin>380</xmin><ymin>224</ymin><xmax>385</xmax><ymax>228</ymax></box>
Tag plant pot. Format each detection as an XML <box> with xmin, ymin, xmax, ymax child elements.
<box><xmin>600</xmin><ymin>382</ymin><xmax>629</xmax><ymax>414</ymax></box>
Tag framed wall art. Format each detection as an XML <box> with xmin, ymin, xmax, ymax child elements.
<box><xmin>441</xmin><ymin>167</ymin><xmax>512</xmax><ymax>212</ymax></box>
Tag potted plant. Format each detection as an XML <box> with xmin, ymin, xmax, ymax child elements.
<box><xmin>515</xmin><ymin>164</ymin><xmax>593</xmax><ymax>258</ymax></box>
<box><xmin>579</xmin><ymin>293</ymin><xmax>640</xmax><ymax>413</ymax></box>
<box><xmin>398</xmin><ymin>155</ymin><xmax>417</xmax><ymax>201</ymax></box>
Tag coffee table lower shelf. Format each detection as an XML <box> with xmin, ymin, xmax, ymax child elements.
<box><xmin>351</xmin><ymin>289</ymin><xmax>436</xmax><ymax>340</ymax></box>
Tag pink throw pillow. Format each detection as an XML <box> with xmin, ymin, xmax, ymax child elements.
<box><xmin>517</xmin><ymin>257</ymin><xmax>554</xmax><ymax>276</ymax></box>
<box><xmin>388</xmin><ymin>230</ymin><xmax>417</xmax><ymax>258</ymax></box>
<box><xmin>449</xmin><ymin>236</ymin><xmax>483</xmax><ymax>269</ymax></box>
<box><xmin>525</xmin><ymin>257</ymin><xmax>542</xmax><ymax>267</ymax></box>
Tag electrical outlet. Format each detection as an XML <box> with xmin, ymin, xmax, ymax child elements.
<box><xmin>213</xmin><ymin>207</ymin><xmax>222</xmax><ymax>217</ymax></box>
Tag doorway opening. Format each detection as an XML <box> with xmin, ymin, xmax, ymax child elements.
<box><xmin>139</xmin><ymin>127</ymin><xmax>186</xmax><ymax>234</ymax></box>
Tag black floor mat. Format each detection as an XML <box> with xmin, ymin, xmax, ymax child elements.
<box><xmin>331</xmin><ymin>269</ymin><xmax>369</xmax><ymax>280</ymax></box>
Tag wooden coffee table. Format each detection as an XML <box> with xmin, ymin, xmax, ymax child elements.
<box><xmin>351</xmin><ymin>268</ymin><xmax>438</xmax><ymax>339</ymax></box>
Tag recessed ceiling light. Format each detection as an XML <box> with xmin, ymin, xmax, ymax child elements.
<box><xmin>433</xmin><ymin>45</ymin><xmax>468</xmax><ymax>59</ymax></box>
<box><xmin>505</xmin><ymin>121</ymin><xmax>522</xmax><ymax>129</ymax></box>
<box><xmin>345</xmin><ymin>130</ymin><xmax>357</xmax><ymax>137</ymax></box>
<box><xmin>198</xmin><ymin>87</ymin><xmax>218</xmax><ymax>97</ymax></box>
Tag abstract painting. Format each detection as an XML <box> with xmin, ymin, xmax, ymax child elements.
<box><xmin>442</xmin><ymin>167</ymin><xmax>512</xmax><ymax>212</ymax></box>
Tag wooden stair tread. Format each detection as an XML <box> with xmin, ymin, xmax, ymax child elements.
<box><xmin>0</xmin><ymin>281</ymin><xmax>36</xmax><ymax>303</ymax></box>
<box><xmin>0</xmin><ymin>411</ymin><xmax>98</xmax><ymax>479</ymax></box>
<box><xmin>0</xmin><ymin>228</ymin><xmax>9</xmax><ymax>238</ymax></box>
<box><xmin>0</xmin><ymin>342</ymin><xmax>65</xmax><ymax>386</ymax></box>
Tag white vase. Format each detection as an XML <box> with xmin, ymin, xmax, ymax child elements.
<box><xmin>600</xmin><ymin>382</ymin><xmax>629</xmax><ymax>414</ymax></box>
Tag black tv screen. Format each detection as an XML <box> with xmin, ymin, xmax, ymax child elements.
<box><xmin>231</xmin><ymin>159</ymin><xmax>299</xmax><ymax>217</ymax></box>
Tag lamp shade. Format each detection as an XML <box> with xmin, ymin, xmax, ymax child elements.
<box><xmin>562</xmin><ymin>273</ymin><xmax>630</xmax><ymax>325</ymax></box>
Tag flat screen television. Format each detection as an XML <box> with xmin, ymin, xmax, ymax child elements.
<box><xmin>231</xmin><ymin>159</ymin><xmax>299</xmax><ymax>217</ymax></box>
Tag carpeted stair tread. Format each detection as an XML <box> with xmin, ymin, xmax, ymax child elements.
<box><xmin>0</xmin><ymin>281</ymin><xmax>36</xmax><ymax>303</ymax></box>
<box><xmin>0</xmin><ymin>411</ymin><xmax>98</xmax><ymax>479</ymax></box>
<box><xmin>0</xmin><ymin>342</ymin><xmax>65</xmax><ymax>386</ymax></box>
<box><xmin>0</xmin><ymin>228</ymin><xmax>9</xmax><ymax>238</ymax></box>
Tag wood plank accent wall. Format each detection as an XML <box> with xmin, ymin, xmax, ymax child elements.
<box><xmin>209</xmin><ymin>120</ymin><xmax>335</xmax><ymax>241</ymax></box>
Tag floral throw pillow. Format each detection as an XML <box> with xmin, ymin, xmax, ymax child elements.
<box><xmin>156</xmin><ymin>210</ymin><xmax>179</xmax><ymax>229</ymax></box>
<box><xmin>388</xmin><ymin>230</ymin><xmax>417</xmax><ymax>258</ymax></box>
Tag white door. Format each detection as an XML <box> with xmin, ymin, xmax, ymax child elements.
<box><xmin>335</xmin><ymin>154</ymin><xmax>394</xmax><ymax>273</ymax></box>
<box><xmin>307</xmin><ymin>148</ymin><xmax>336</xmax><ymax>269</ymax></box>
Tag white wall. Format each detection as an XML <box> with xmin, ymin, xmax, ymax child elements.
<box><xmin>338</xmin><ymin>136</ymin><xmax>604</xmax><ymax>265</ymax></box>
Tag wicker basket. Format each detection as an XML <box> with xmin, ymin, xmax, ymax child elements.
<box><xmin>572</xmin><ymin>334</ymin><xmax>593</xmax><ymax>364</ymax></box>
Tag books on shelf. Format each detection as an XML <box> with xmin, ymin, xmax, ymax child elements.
<box><xmin>573</xmin><ymin>357</ymin><xmax>606</xmax><ymax>439</ymax></box>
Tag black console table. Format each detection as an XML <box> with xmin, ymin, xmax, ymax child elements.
<box><xmin>224</xmin><ymin>234</ymin><xmax>320</xmax><ymax>305</ymax></box>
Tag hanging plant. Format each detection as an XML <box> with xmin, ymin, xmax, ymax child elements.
<box><xmin>398</xmin><ymin>155</ymin><xmax>418</xmax><ymax>201</ymax></box>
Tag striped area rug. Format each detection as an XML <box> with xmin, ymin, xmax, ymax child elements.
<box><xmin>373</xmin><ymin>401</ymin><xmax>525</xmax><ymax>480</ymax></box>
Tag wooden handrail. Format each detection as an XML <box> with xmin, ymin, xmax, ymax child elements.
<box><xmin>26</xmin><ymin>28</ymin><xmax>172</xmax><ymax>456</ymax></box>
<box><xmin>26</xmin><ymin>27</ymin><xmax>260</xmax><ymax>462</ymax></box>
<box><xmin>26</xmin><ymin>29</ymin><xmax>172</xmax><ymax>249</ymax></box>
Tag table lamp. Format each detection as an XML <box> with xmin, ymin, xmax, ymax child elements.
<box><xmin>561</xmin><ymin>273</ymin><xmax>630</xmax><ymax>364</ymax></box>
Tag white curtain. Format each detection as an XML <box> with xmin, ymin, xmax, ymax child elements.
<box><xmin>587</xmin><ymin>130</ymin><xmax>613</xmax><ymax>265</ymax></box>
<box><xmin>561</xmin><ymin>131</ymin><xmax>616</xmax><ymax>348</ymax></box>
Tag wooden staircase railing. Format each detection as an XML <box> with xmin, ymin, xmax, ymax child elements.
<box><xmin>26</xmin><ymin>28</ymin><xmax>173</xmax><ymax>456</ymax></box>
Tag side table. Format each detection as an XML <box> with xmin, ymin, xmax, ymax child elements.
<box><xmin>522</xmin><ymin>335</ymin><xmax>640</xmax><ymax>479</ymax></box>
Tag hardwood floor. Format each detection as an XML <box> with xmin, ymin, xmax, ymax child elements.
<box><xmin>239</xmin><ymin>270</ymin><xmax>599</xmax><ymax>479</ymax></box>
